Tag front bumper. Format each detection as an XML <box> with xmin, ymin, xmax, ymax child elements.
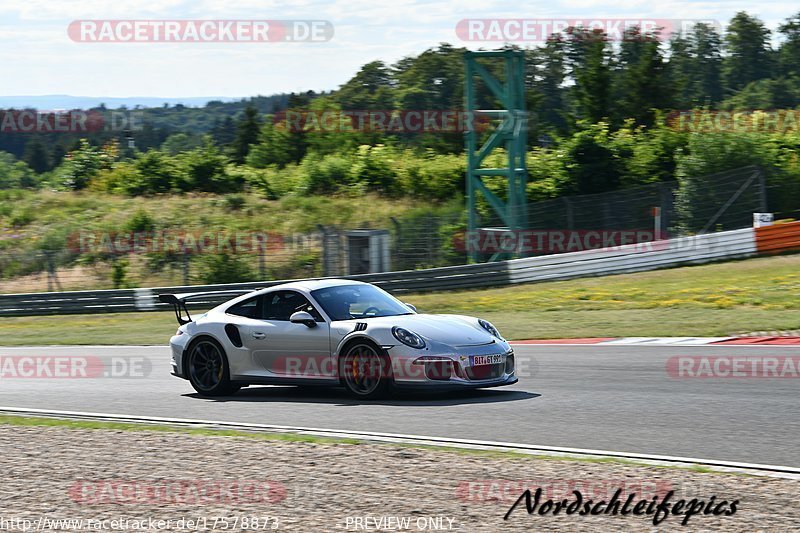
<box><xmin>387</xmin><ymin>344</ymin><xmax>517</xmax><ymax>389</ymax></box>
<box><xmin>392</xmin><ymin>374</ymin><xmax>518</xmax><ymax>391</ymax></box>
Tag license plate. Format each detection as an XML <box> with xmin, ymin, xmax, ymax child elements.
<box><xmin>470</xmin><ymin>354</ymin><xmax>504</xmax><ymax>367</ymax></box>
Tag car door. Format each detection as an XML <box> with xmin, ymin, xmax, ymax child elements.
<box><xmin>246</xmin><ymin>290</ymin><xmax>334</xmax><ymax>379</ymax></box>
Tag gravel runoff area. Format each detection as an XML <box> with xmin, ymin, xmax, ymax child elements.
<box><xmin>0</xmin><ymin>425</ymin><xmax>798</xmax><ymax>532</ymax></box>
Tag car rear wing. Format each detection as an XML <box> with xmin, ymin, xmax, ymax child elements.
<box><xmin>158</xmin><ymin>290</ymin><xmax>257</xmax><ymax>325</ymax></box>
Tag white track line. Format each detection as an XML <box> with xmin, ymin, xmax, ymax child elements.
<box><xmin>1</xmin><ymin>407</ymin><xmax>798</xmax><ymax>479</ymax></box>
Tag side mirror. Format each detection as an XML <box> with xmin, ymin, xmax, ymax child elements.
<box><xmin>290</xmin><ymin>311</ymin><xmax>317</xmax><ymax>327</ymax></box>
<box><xmin>405</xmin><ymin>303</ymin><xmax>417</xmax><ymax>313</ymax></box>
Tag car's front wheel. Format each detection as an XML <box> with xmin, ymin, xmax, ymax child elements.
<box><xmin>339</xmin><ymin>340</ymin><xmax>392</xmax><ymax>400</ymax></box>
<box><xmin>187</xmin><ymin>338</ymin><xmax>240</xmax><ymax>397</ymax></box>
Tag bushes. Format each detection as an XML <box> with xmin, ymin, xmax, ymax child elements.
<box><xmin>125</xmin><ymin>210</ymin><xmax>156</xmax><ymax>233</ymax></box>
<box><xmin>395</xmin><ymin>151</ymin><xmax>464</xmax><ymax>200</ymax></box>
<box><xmin>93</xmin><ymin>141</ymin><xmax>243</xmax><ymax>195</ymax></box>
<box><xmin>0</xmin><ymin>152</ymin><xmax>37</xmax><ymax>189</ymax></box>
<box><xmin>178</xmin><ymin>141</ymin><xmax>242</xmax><ymax>193</ymax></box>
<box><xmin>197</xmin><ymin>252</ymin><xmax>255</xmax><ymax>284</ymax></box>
<box><xmin>60</xmin><ymin>140</ymin><xmax>118</xmax><ymax>191</ymax></box>
<box><xmin>303</xmin><ymin>153</ymin><xmax>352</xmax><ymax>194</ymax></box>
<box><xmin>675</xmin><ymin>128</ymin><xmax>800</xmax><ymax>228</ymax></box>
<box><xmin>244</xmin><ymin>145</ymin><xmax>464</xmax><ymax>199</ymax></box>
<box><xmin>12</xmin><ymin>115</ymin><xmax>795</xmax><ymax>222</ymax></box>
<box><xmin>120</xmin><ymin>150</ymin><xmax>181</xmax><ymax>195</ymax></box>
<box><xmin>349</xmin><ymin>144</ymin><xmax>397</xmax><ymax>194</ymax></box>
<box><xmin>236</xmin><ymin>164</ymin><xmax>306</xmax><ymax>199</ymax></box>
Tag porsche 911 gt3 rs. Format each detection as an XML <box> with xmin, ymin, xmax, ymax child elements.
<box><xmin>160</xmin><ymin>279</ymin><xmax>517</xmax><ymax>399</ymax></box>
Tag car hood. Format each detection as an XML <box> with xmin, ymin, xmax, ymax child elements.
<box><xmin>337</xmin><ymin>313</ymin><xmax>495</xmax><ymax>347</ymax></box>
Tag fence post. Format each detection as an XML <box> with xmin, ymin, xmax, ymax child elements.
<box><xmin>390</xmin><ymin>217</ymin><xmax>402</xmax><ymax>270</ymax></box>
<box><xmin>757</xmin><ymin>167</ymin><xmax>768</xmax><ymax>212</ymax></box>
<box><xmin>45</xmin><ymin>251</ymin><xmax>62</xmax><ymax>292</ymax></box>
<box><xmin>563</xmin><ymin>197</ymin><xmax>574</xmax><ymax>229</ymax></box>
<box><xmin>182</xmin><ymin>251</ymin><xmax>189</xmax><ymax>285</ymax></box>
<box><xmin>258</xmin><ymin>248</ymin><xmax>266</xmax><ymax>280</ymax></box>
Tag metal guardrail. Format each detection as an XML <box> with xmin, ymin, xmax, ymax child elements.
<box><xmin>0</xmin><ymin>227</ymin><xmax>765</xmax><ymax>317</ymax></box>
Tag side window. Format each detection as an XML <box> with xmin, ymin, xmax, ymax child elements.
<box><xmin>263</xmin><ymin>291</ymin><xmax>324</xmax><ymax>322</ymax></box>
<box><xmin>227</xmin><ymin>296</ymin><xmax>261</xmax><ymax>319</ymax></box>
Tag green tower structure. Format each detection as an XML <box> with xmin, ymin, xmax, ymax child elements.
<box><xmin>464</xmin><ymin>49</ymin><xmax>528</xmax><ymax>262</ymax></box>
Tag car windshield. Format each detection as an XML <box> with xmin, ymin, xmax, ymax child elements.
<box><xmin>311</xmin><ymin>285</ymin><xmax>413</xmax><ymax>321</ymax></box>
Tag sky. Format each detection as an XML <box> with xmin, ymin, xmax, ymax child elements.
<box><xmin>0</xmin><ymin>0</ymin><xmax>796</xmax><ymax>102</ymax></box>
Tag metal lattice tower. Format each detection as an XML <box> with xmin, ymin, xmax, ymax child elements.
<box><xmin>464</xmin><ymin>50</ymin><xmax>528</xmax><ymax>262</ymax></box>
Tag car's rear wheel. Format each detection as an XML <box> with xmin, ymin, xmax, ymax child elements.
<box><xmin>187</xmin><ymin>338</ymin><xmax>240</xmax><ymax>397</ymax></box>
<box><xmin>339</xmin><ymin>340</ymin><xmax>392</xmax><ymax>399</ymax></box>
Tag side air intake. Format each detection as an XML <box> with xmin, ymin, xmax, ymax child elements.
<box><xmin>224</xmin><ymin>324</ymin><xmax>243</xmax><ymax>347</ymax></box>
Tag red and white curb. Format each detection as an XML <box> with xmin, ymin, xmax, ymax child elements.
<box><xmin>0</xmin><ymin>407</ymin><xmax>798</xmax><ymax>479</ymax></box>
<box><xmin>512</xmin><ymin>337</ymin><xmax>800</xmax><ymax>346</ymax></box>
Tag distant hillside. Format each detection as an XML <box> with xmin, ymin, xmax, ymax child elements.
<box><xmin>0</xmin><ymin>92</ymin><xmax>314</xmax><ymax>161</ymax></box>
<box><xmin>0</xmin><ymin>95</ymin><xmax>240</xmax><ymax>110</ymax></box>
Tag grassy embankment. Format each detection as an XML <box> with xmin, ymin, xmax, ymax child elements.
<box><xmin>0</xmin><ymin>189</ymin><xmax>447</xmax><ymax>291</ymax></box>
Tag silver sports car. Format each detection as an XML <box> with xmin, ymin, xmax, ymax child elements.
<box><xmin>160</xmin><ymin>279</ymin><xmax>516</xmax><ymax>399</ymax></box>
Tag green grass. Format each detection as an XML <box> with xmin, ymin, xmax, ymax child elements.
<box><xmin>0</xmin><ymin>415</ymin><xmax>750</xmax><ymax>474</ymax></box>
<box><xmin>0</xmin><ymin>189</ymin><xmax>429</xmax><ymax>238</ymax></box>
<box><xmin>1</xmin><ymin>254</ymin><xmax>799</xmax><ymax>345</ymax></box>
<box><xmin>0</xmin><ymin>189</ymin><xmax>457</xmax><ymax>291</ymax></box>
<box><xmin>0</xmin><ymin>415</ymin><xmax>360</xmax><ymax>444</ymax></box>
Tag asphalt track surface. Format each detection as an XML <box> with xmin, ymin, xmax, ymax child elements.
<box><xmin>1</xmin><ymin>344</ymin><xmax>799</xmax><ymax>468</ymax></box>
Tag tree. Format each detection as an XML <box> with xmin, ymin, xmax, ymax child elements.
<box><xmin>527</xmin><ymin>40</ymin><xmax>567</xmax><ymax>134</ymax></box>
<box><xmin>211</xmin><ymin>116</ymin><xmax>237</xmax><ymax>146</ymax></box>
<box><xmin>246</xmin><ymin>120</ymin><xmax>296</xmax><ymax>168</ymax></box>
<box><xmin>564</xmin><ymin>125</ymin><xmax>621</xmax><ymax>194</ymax></box>
<box><xmin>674</xmin><ymin>132</ymin><xmax>770</xmax><ymax>231</ymax></box>
<box><xmin>50</xmin><ymin>143</ymin><xmax>67</xmax><ymax>169</ymax></box>
<box><xmin>571</xmin><ymin>30</ymin><xmax>611</xmax><ymax>123</ymax></box>
<box><xmin>60</xmin><ymin>139</ymin><xmax>118</xmax><ymax>190</ymax></box>
<box><xmin>668</xmin><ymin>34</ymin><xmax>694</xmax><ymax>109</ymax></box>
<box><xmin>395</xmin><ymin>44</ymin><xmax>464</xmax><ymax>110</ymax></box>
<box><xmin>335</xmin><ymin>61</ymin><xmax>394</xmax><ymax>110</ymax></box>
<box><xmin>778</xmin><ymin>12</ymin><xmax>800</xmax><ymax>78</ymax></box>
<box><xmin>23</xmin><ymin>138</ymin><xmax>50</xmax><ymax>173</ymax></box>
<box><xmin>723</xmin><ymin>12</ymin><xmax>773</xmax><ymax>93</ymax></box>
<box><xmin>615</xmin><ymin>27</ymin><xmax>672</xmax><ymax>126</ymax></box>
<box><xmin>161</xmin><ymin>133</ymin><xmax>203</xmax><ymax>155</ymax></box>
<box><xmin>692</xmin><ymin>23</ymin><xmax>724</xmax><ymax>105</ymax></box>
<box><xmin>0</xmin><ymin>152</ymin><xmax>37</xmax><ymax>189</ymax></box>
<box><xmin>178</xmin><ymin>139</ymin><xmax>242</xmax><ymax>193</ymax></box>
<box><xmin>231</xmin><ymin>105</ymin><xmax>262</xmax><ymax>164</ymax></box>
<box><xmin>130</xmin><ymin>150</ymin><xmax>181</xmax><ymax>193</ymax></box>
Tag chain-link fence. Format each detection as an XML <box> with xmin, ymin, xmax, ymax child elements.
<box><xmin>0</xmin><ymin>233</ymin><xmax>324</xmax><ymax>294</ymax></box>
<box><xmin>0</xmin><ymin>166</ymin><xmax>771</xmax><ymax>293</ymax></box>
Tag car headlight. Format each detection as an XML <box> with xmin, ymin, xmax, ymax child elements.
<box><xmin>392</xmin><ymin>326</ymin><xmax>426</xmax><ymax>349</ymax></box>
<box><xmin>478</xmin><ymin>319</ymin><xmax>503</xmax><ymax>339</ymax></box>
